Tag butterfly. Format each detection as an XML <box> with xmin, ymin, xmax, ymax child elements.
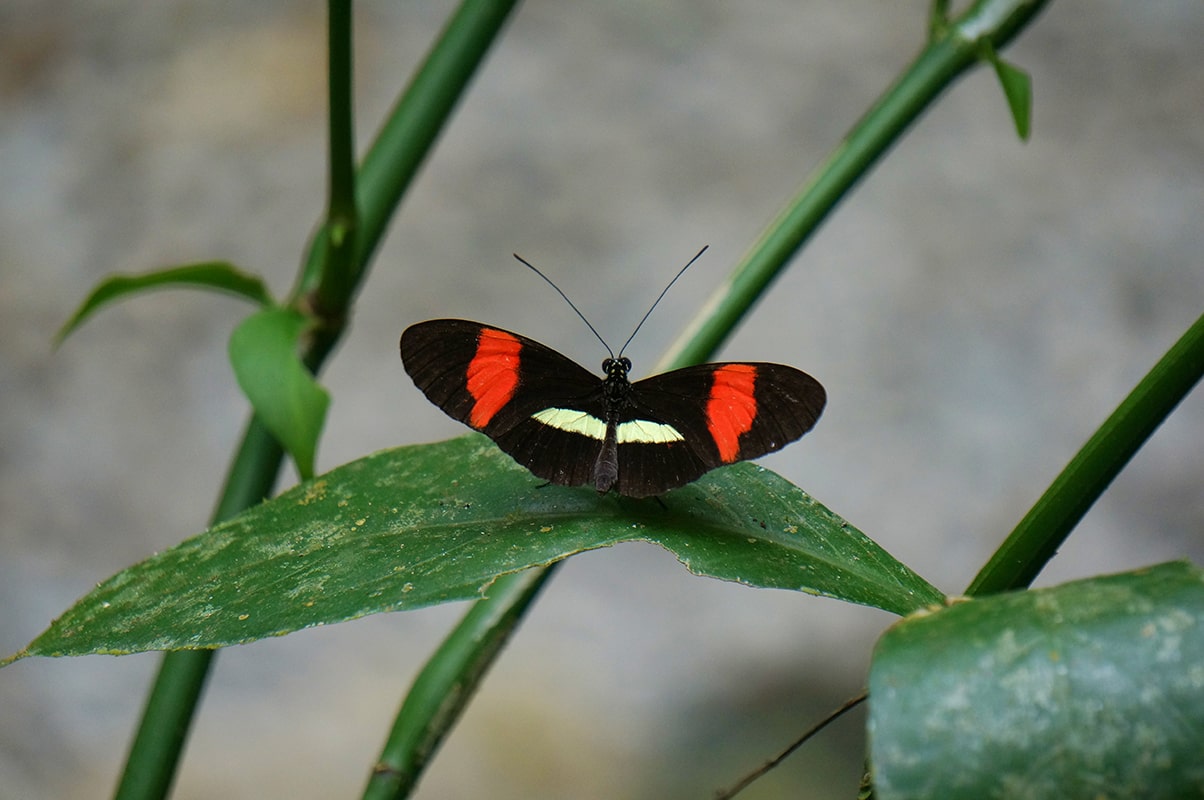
<box><xmin>400</xmin><ymin>318</ymin><xmax>825</xmax><ymax>497</ymax></box>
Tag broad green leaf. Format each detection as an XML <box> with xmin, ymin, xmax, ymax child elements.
<box><xmin>983</xmin><ymin>45</ymin><xmax>1032</xmax><ymax>141</ymax></box>
<box><xmin>56</xmin><ymin>261</ymin><xmax>273</xmax><ymax>344</ymax></box>
<box><xmin>228</xmin><ymin>308</ymin><xmax>329</xmax><ymax>480</ymax></box>
<box><xmin>869</xmin><ymin>561</ymin><xmax>1204</xmax><ymax>800</ymax></box>
<box><xmin>7</xmin><ymin>435</ymin><xmax>940</xmax><ymax>661</ymax></box>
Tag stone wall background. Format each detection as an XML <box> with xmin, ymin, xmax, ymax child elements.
<box><xmin>2</xmin><ymin>2</ymin><xmax>1202</xmax><ymax>798</ymax></box>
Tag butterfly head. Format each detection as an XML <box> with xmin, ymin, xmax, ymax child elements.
<box><xmin>601</xmin><ymin>356</ymin><xmax>632</xmax><ymax>380</ymax></box>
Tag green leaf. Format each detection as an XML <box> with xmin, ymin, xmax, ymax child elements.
<box><xmin>7</xmin><ymin>435</ymin><xmax>940</xmax><ymax>661</ymax></box>
<box><xmin>985</xmin><ymin>46</ymin><xmax>1032</xmax><ymax>140</ymax></box>
<box><xmin>55</xmin><ymin>261</ymin><xmax>273</xmax><ymax>345</ymax></box>
<box><xmin>228</xmin><ymin>308</ymin><xmax>329</xmax><ymax>480</ymax></box>
<box><xmin>869</xmin><ymin>561</ymin><xmax>1204</xmax><ymax>800</ymax></box>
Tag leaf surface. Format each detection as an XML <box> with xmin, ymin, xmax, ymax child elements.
<box><xmin>869</xmin><ymin>561</ymin><xmax>1204</xmax><ymax>800</ymax></box>
<box><xmin>986</xmin><ymin>47</ymin><xmax>1032</xmax><ymax>140</ymax></box>
<box><xmin>10</xmin><ymin>435</ymin><xmax>941</xmax><ymax>661</ymax></box>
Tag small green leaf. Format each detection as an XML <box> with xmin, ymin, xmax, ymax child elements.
<box><xmin>984</xmin><ymin>46</ymin><xmax>1032</xmax><ymax>141</ymax></box>
<box><xmin>228</xmin><ymin>308</ymin><xmax>329</xmax><ymax>480</ymax></box>
<box><xmin>7</xmin><ymin>435</ymin><xmax>940</xmax><ymax>660</ymax></box>
<box><xmin>56</xmin><ymin>262</ymin><xmax>273</xmax><ymax>345</ymax></box>
<box><xmin>869</xmin><ymin>562</ymin><xmax>1204</xmax><ymax>800</ymax></box>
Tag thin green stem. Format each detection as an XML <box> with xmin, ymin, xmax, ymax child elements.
<box><xmin>930</xmin><ymin>0</ymin><xmax>952</xmax><ymax>37</ymax></box>
<box><xmin>113</xmin><ymin>651</ymin><xmax>215</xmax><ymax>800</ymax></box>
<box><xmin>210</xmin><ymin>416</ymin><xmax>289</xmax><ymax>521</ymax></box>
<box><xmin>310</xmin><ymin>0</ymin><xmax>359</xmax><ymax>317</ymax></box>
<box><xmin>362</xmin><ymin>569</ymin><xmax>554</xmax><ymax>800</ymax></box>
<box><xmin>661</xmin><ymin>0</ymin><xmax>1050</xmax><ymax>369</ymax></box>
<box><xmin>327</xmin><ymin>0</ymin><xmax>356</xmax><ymax>228</ymax></box>
<box><xmin>353</xmin><ymin>0</ymin><xmax>522</xmax><ymax>276</ymax></box>
<box><xmin>967</xmin><ymin>311</ymin><xmax>1204</xmax><ymax>596</ymax></box>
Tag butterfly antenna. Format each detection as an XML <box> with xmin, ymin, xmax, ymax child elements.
<box><xmin>513</xmin><ymin>253</ymin><xmax>614</xmax><ymax>358</ymax></box>
<box><xmin>617</xmin><ymin>245</ymin><xmax>708</xmax><ymax>356</ymax></box>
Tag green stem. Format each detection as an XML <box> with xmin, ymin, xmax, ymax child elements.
<box><xmin>353</xmin><ymin>0</ymin><xmax>523</xmax><ymax>275</ymax></box>
<box><xmin>311</xmin><ymin>0</ymin><xmax>359</xmax><ymax>316</ymax></box>
<box><xmin>327</xmin><ymin>0</ymin><xmax>356</xmax><ymax>228</ymax></box>
<box><xmin>362</xmin><ymin>569</ymin><xmax>554</xmax><ymax>800</ymax></box>
<box><xmin>967</xmin><ymin>311</ymin><xmax>1204</xmax><ymax>596</ymax></box>
<box><xmin>661</xmin><ymin>0</ymin><xmax>1050</xmax><ymax>369</ymax></box>
<box><xmin>929</xmin><ymin>0</ymin><xmax>952</xmax><ymax>37</ymax></box>
<box><xmin>113</xmin><ymin>652</ymin><xmax>215</xmax><ymax>800</ymax></box>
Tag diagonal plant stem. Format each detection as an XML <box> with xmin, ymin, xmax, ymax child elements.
<box><xmin>363</xmin><ymin>569</ymin><xmax>553</xmax><ymax>800</ymax></box>
<box><xmin>363</xmin><ymin>2</ymin><xmax>1051</xmax><ymax>798</ymax></box>
<box><xmin>112</xmin><ymin>2</ymin><xmax>520</xmax><ymax>798</ymax></box>
<box><xmin>967</xmin><ymin>311</ymin><xmax>1204</xmax><ymax>596</ymax></box>
<box><xmin>662</xmin><ymin>0</ymin><xmax>1049</xmax><ymax>368</ymax></box>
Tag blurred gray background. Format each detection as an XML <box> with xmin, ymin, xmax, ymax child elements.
<box><xmin>2</xmin><ymin>1</ymin><xmax>1202</xmax><ymax>798</ymax></box>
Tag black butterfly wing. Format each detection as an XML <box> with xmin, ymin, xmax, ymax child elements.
<box><xmin>619</xmin><ymin>362</ymin><xmax>826</xmax><ymax>496</ymax></box>
<box><xmin>400</xmin><ymin>319</ymin><xmax>608</xmax><ymax>488</ymax></box>
<box><xmin>402</xmin><ymin>320</ymin><xmax>826</xmax><ymax>497</ymax></box>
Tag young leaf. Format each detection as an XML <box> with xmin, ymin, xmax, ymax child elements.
<box><xmin>869</xmin><ymin>561</ymin><xmax>1204</xmax><ymax>800</ymax></box>
<box><xmin>56</xmin><ymin>261</ymin><xmax>273</xmax><ymax>345</ymax></box>
<box><xmin>228</xmin><ymin>308</ymin><xmax>330</xmax><ymax>480</ymax></box>
<box><xmin>7</xmin><ymin>435</ymin><xmax>940</xmax><ymax>662</ymax></box>
<box><xmin>982</xmin><ymin>44</ymin><xmax>1032</xmax><ymax>141</ymax></box>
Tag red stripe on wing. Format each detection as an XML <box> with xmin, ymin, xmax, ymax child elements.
<box><xmin>706</xmin><ymin>364</ymin><xmax>758</xmax><ymax>462</ymax></box>
<box><xmin>467</xmin><ymin>328</ymin><xmax>522</xmax><ymax>428</ymax></box>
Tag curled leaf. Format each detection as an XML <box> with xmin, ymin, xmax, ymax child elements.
<box><xmin>56</xmin><ymin>261</ymin><xmax>273</xmax><ymax>345</ymax></box>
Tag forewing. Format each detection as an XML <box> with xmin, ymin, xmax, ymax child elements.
<box><xmin>401</xmin><ymin>319</ymin><xmax>597</xmax><ymax>430</ymax></box>
<box><xmin>400</xmin><ymin>319</ymin><xmax>607</xmax><ymax>488</ymax></box>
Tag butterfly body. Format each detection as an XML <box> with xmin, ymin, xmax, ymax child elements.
<box><xmin>401</xmin><ymin>319</ymin><xmax>825</xmax><ymax>498</ymax></box>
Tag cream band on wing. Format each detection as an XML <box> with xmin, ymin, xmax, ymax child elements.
<box><xmin>616</xmin><ymin>418</ymin><xmax>684</xmax><ymax>444</ymax></box>
<box><xmin>531</xmin><ymin>408</ymin><xmax>684</xmax><ymax>444</ymax></box>
<box><xmin>531</xmin><ymin>408</ymin><xmax>607</xmax><ymax>440</ymax></box>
